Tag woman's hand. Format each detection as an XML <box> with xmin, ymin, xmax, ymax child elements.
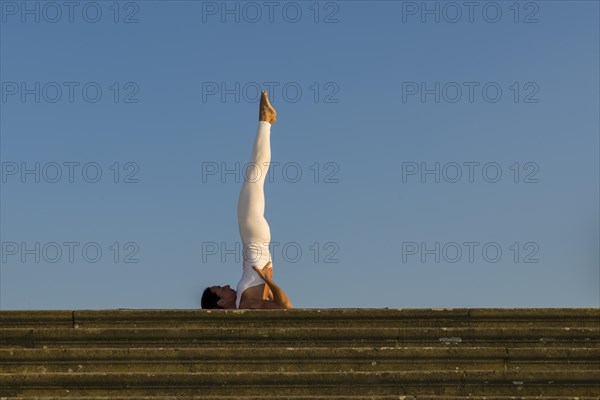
<box><xmin>252</xmin><ymin>261</ymin><xmax>291</xmax><ymax>308</ymax></box>
<box><xmin>264</xmin><ymin>263</ymin><xmax>273</xmax><ymax>280</ymax></box>
<box><xmin>253</xmin><ymin>261</ymin><xmax>274</xmax><ymax>300</ymax></box>
<box><xmin>252</xmin><ymin>261</ymin><xmax>272</xmax><ymax>282</ymax></box>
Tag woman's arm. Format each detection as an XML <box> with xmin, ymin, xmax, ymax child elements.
<box><xmin>253</xmin><ymin>263</ymin><xmax>292</xmax><ymax>308</ymax></box>
<box><xmin>261</xmin><ymin>266</ymin><xmax>274</xmax><ymax>300</ymax></box>
<box><xmin>262</xmin><ymin>285</ymin><xmax>274</xmax><ymax>300</ymax></box>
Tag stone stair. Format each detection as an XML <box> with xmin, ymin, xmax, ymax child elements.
<box><xmin>0</xmin><ymin>308</ymin><xmax>598</xmax><ymax>398</ymax></box>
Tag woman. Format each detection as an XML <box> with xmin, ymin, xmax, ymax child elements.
<box><xmin>201</xmin><ymin>90</ymin><xmax>293</xmax><ymax>310</ymax></box>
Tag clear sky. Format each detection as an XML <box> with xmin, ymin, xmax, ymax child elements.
<box><xmin>1</xmin><ymin>0</ymin><xmax>598</xmax><ymax>310</ymax></box>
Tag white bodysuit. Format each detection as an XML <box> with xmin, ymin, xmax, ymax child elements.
<box><xmin>235</xmin><ymin>121</ymin><xmax>273</xmax><ymax>308</ymax></box>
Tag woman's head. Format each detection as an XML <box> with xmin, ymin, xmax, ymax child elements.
<box><xmin>201</xmin><ymin>285</ymin><xmax>236</xmax><ymax>309</ymax></box>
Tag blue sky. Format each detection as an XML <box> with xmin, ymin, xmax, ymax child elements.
<box><xmin>1</xmin><ymin>0</ymin><xmax>598</xmax><ymax>309</ymax></box>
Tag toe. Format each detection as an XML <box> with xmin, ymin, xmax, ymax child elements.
<box><xmin>263</xmin><ymin>91</ymin><xmax>273</xmax><ymax>107</ymax></box>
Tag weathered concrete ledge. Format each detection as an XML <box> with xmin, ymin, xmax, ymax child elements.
<box><xmin>1</xmin><ymin>308</ymin><xmax>599</xmax><ymax>327</ymax></box>
<box><xmin>2</xmin><ymin>397</ymin><xmax>599</xmax><ymax>400</ymax></box>
<box><xmin>1</xmin><ymin>309</ymin><xmax>598</xmax><ymax>398</ymax></box>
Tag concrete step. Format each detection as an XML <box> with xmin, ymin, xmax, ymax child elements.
<box><xmin>2</xmin><ymin>326</ymin><xmax>598</xmax><ymax>348</ymax></box>
<box><xmin>1</xmin><ymin>309</ymin><xmax>599</xmax><ymax>328</ymax></box>
<box><xmin>1</xmin><ymin>370</ymin><xmax>598</xmax><ymax>397</ymax></box>
<box><xmin>1</xmin><ymin>347</ymin><xmax>598</xmax><ymax>373</ymax></box>
<box><xmin>2</xmin><ymin>397</ymin><xmax>600</xmax><ymax>400</ymax></box>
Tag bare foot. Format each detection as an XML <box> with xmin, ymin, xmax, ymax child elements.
<box><xmin>259</xmin><ymin>90</ymin><xmax>277</xmax><ymax>124</ymax></box>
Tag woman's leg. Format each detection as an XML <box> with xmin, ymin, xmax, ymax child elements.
<box><xmin>237</xmin><ymin>121</ymin><xmax>272</xmax><ymax>265</ymax></box>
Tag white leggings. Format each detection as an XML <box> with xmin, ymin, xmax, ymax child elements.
<box><xmin>235</xmin><ymin>121</ymin><xmax>273</xmax><ymax>306</ymax></box>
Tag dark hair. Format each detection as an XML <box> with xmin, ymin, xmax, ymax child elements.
<box><xmin>201</xmin><ymin>287</ymin><xmax>224</xmax><ymax>309</ymax></box>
